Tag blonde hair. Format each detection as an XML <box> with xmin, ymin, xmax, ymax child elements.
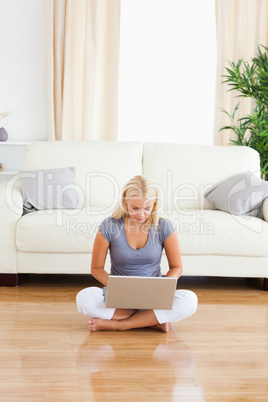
<box><xmin>111</xmin><ymin>175</ymin><xmax>160</xmax><ymax>229</ymax></box>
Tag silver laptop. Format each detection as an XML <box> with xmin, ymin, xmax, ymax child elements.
<box><xmin>105</xmin><ymin>276</ymin><xmax>177</xmax><ymax>310</ymax></box>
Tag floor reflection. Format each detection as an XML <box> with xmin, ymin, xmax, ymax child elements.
<box><xmin>76</xmin><ymin>326</ymin><xmax>203</xmax><ymax>400</ymax></box>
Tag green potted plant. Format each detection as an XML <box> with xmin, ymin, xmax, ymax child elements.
<box><xmin>219</xmin><ymin>45</ymin><xmax>268</xmax><ymax>180</ymax></box>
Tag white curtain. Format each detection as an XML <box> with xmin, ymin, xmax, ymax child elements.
<box><xmin>45</xmin><ymin>0</ymin><xmax>120</xmax><ymax>141</ymax></box>
<box><xmin>214</xmin><ymin>0</ymin><xmax>268</xmax><ymax>145</ymax></box>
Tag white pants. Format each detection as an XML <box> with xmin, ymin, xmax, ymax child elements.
<box><xmin>76</xmin><ymin>287</ymin><xmax>198</xmax><ymax>324</ymax></box>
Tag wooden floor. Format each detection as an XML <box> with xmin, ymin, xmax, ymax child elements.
<box><xmin>0</xmin><ymin>275</ymin><xmax>268</xmax><ymax>401</ymax></box>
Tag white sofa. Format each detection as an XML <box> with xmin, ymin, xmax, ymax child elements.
<box><xmin>1</xmin><ymin>141</ymin><xmax>268</xmax><ymax>289</ymax></box>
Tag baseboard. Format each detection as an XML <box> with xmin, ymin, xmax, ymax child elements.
<box><xmin>0</xmin><ymin>274</ymin><xmax>19</xmax><ymax>286</ymax></box>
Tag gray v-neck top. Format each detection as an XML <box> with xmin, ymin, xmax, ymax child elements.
<box><xmin>99</xmin><ymin>217</ymin><xmax>175</xmax><ymax>277</ymax></box>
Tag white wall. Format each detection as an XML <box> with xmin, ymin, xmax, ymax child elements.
<box><xmin>118</xmin><ymin>0</ymin><xmax>216</xmax><ymax>145</ymax></box>
<box><xmin>0</xmin><ymin>0</ymin><xmax>46</xmax><ymax>141</ymax></box>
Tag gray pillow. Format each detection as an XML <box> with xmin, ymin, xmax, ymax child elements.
<box><xmin>204</xmin><ymin>171</ymin><xmax>268</xmax><ymax>217</ymax></box>
<box><xmin>20</xmin><ymin>167</ymin><xmax>82</xmax><ymax>212</ymax></box>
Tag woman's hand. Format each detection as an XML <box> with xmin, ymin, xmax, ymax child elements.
<box><xmin>163</xmin><ymin>231</ymin><xmax>183</xmax><ymax>279</ymax></box>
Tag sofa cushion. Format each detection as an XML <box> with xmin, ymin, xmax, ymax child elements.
<box><xmin>24</xmin><ymin>141</ymin><xmax>143</xmax><ymax>209</ymax></box>
<box><xmin>143</xmin><ymin>143</ymin><xmax>261</xmax><ymax>211</ymax></box>
<box><xmin>16</xmin><ymin>208</ymin><xmax>110</xmax><ymax>253</ymax></box>
<box><xmin>20</xmin><ymin>167</ymin><xmax>82</xmax><ymax>212</ymax></box>
<box><xmin>16</xmin><ymin>209</ymin><xmax>268</xmax><ymax>257</ymax></box>
<box><xmin>204</xmin><ymin>171</ymin><xmax>268</xmax><ymax>217</ymax></box>
<box><xmin>166</xmin><ymin>210</ymin><xmax>268</xmax><ymax>257</ymax></box>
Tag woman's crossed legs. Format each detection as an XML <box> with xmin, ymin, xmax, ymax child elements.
<box><xmin>76</xmin><ymin>287</ymin><xmax>197</xmax><ymax>333</ymax></box>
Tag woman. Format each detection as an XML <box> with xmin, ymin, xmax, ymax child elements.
<box><xmin>76</xmin><ymin>175</ymin><xmax>198</xmax><ymax>332</ymax></box>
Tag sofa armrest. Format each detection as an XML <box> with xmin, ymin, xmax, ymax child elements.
<box><xmin>0</xmin><ymin>178</ymin><xmax>23</xmax><ymax>273</ymax></box>
<box><xmin>263</xmin><ymin>198</ymin><xmax>268</xmax><ymax>222</ymax></box>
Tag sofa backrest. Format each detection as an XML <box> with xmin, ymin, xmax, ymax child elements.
<box><xmin>143</xmin><ymin>143</ymin><xmax>261</xmax><ymax>211</ymax></box>
<box><xmin>24</xmin><ymin>141</ymin><xmax>261</xmax><ymax>212</ymax></box>
<box><xmin>24</xmin><ymin>141</ymin><xmax>143</xmax><ymax>210</ymax></box>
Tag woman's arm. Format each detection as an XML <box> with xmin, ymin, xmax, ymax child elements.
<box><xmin>163</xmin><ymin>231</ymin><xmax>183</xmax><ymax>279</ymax></box>
<box><xmin>91</xmin><ymin>230</ymin><xmax>110</xmax><ymax>286</ymax></box>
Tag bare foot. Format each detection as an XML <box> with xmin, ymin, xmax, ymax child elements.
<box><xmin>88</xmin><ymin>318</ymin><xmax>119</xmax><ymax>332</ymax></box>
<box><xmin>149</xmin><ymin>323</ymin><xmax>169</xmax><ymax>333</ymax></box>
<box><xmin>87</xmin><ymin>318</ymin><xmax>169</xmax><ymax>333</ymax></box>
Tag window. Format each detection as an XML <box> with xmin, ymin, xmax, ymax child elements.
<box><xmin>118</xmin><ymin>0</ymin><xmax>216</xmax><ymax>144</ymax></box>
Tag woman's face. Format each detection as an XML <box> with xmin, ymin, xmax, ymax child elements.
<box><xmin>126</xmin><ymin>195</ymin><xmax>155</xmax><ymax>224</ymax></box>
